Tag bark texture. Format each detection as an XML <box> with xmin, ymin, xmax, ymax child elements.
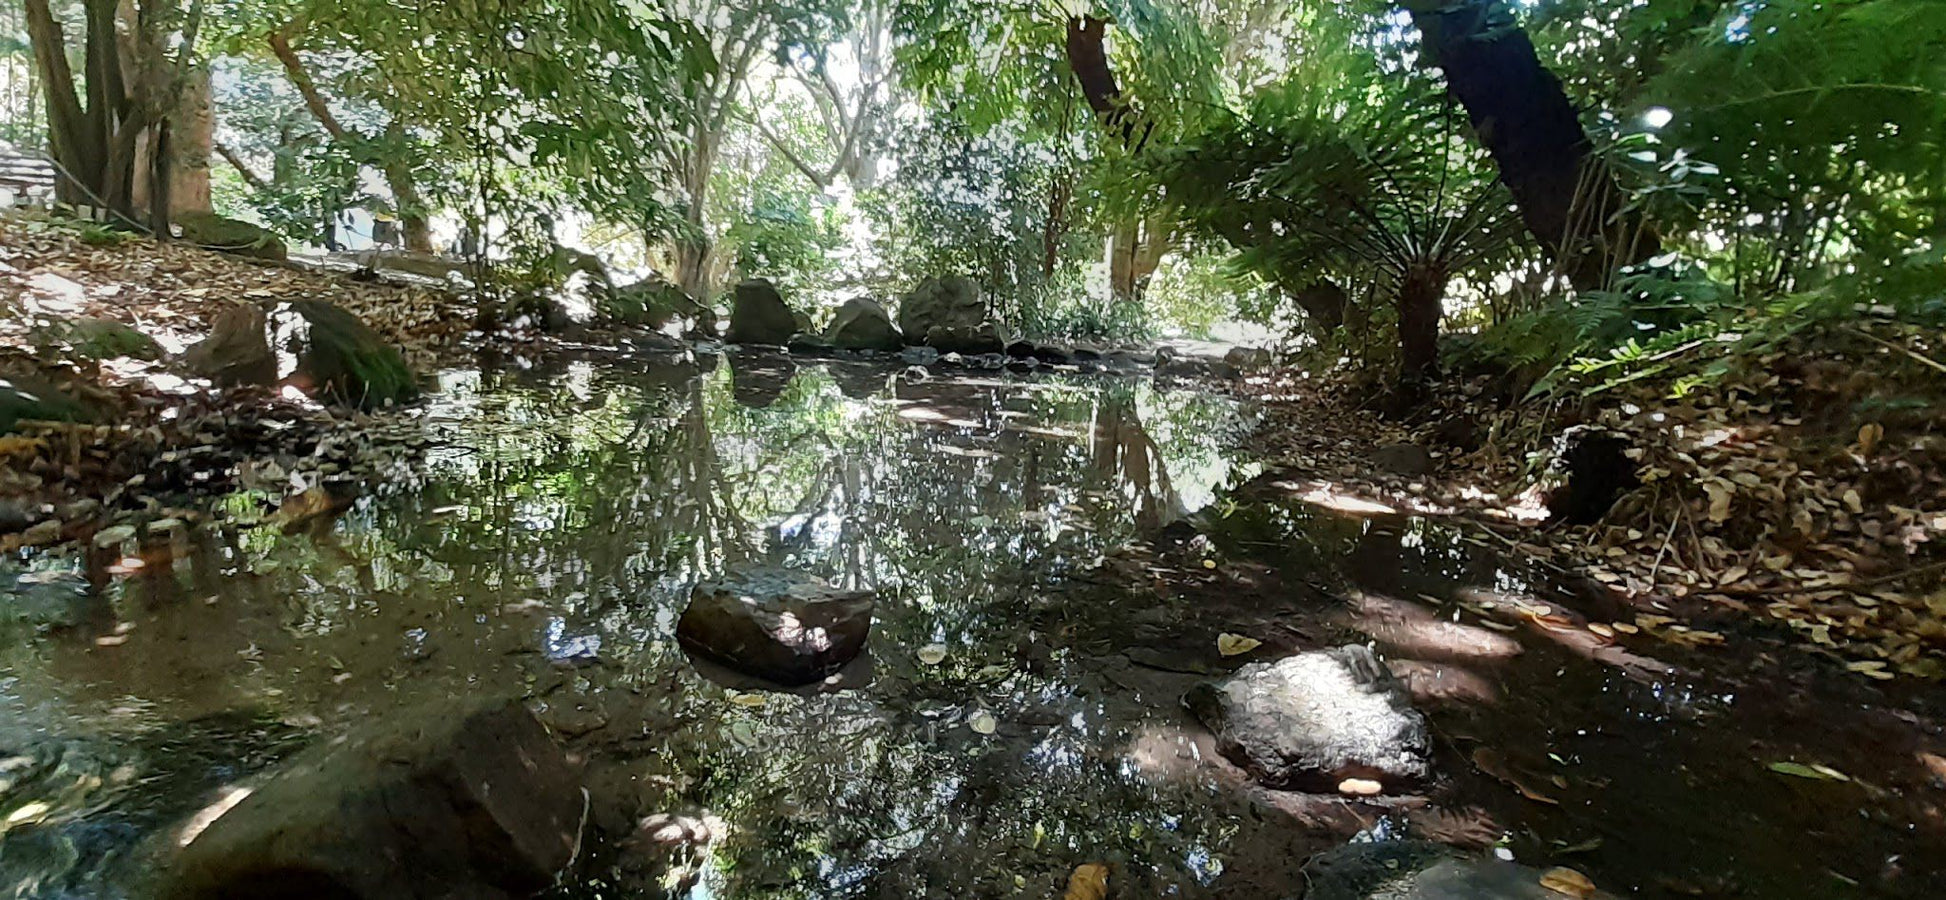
<box><xmin>1404</xmin><ymin>0</ymin><xmax>1653</xmax><ymax>288</ymax></box>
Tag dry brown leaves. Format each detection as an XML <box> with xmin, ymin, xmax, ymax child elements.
<box><xmin>1239</xmin><ymin>328</ymin><xmax>1946</xmax><ymax>679</ymax></box>
<box><xmin>0</xmin><ymin>211</ymin><xmax>473</xmax><ymax>371</ymax></box>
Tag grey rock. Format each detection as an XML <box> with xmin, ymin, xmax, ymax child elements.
<box><xmin>1154</xmin><ymin>347</ymin><xmax>1234</xmax><ymax>380</ymax></box>
<box><xmin>57</xmin><ymin>317</ymin><xmax>163</xmax><ymax>361</ymax></box>
<box><xmin>896</xmin><ymin>275</ymin><xmax>985</xmax><ymax>340</ymax></box>
<box><xmin>19</xmin><ymin>519</ymin><xmax>62</xmax><ymax>546</ymax></box>
<box><xmin>1301</xmin><ymin>841</ymin><xmax>1616</xmax><ymax>899</ymax></box>
<box><xmin>162</xmin><ymin>701</ymin><xmax>583</xmax><ymax>900</ymax></box>
<box><xmin>1224</xmin><ymin>345</ymin><xmax>1275</xmax><ymax>371</ymax></box>
<box><xmin>824</xmin><ymin>298</ymin><xmax>904</xmax><ymax>352</ymax></box>
<box><xmin>0</xmin><ymin>375</ymin><xmax>96</xmax><ymax>433</ymax></box>
<box><xmin>1186</xmin><ymin>645</ymin><xmax>1429</xmax><ymax>791</ymax></box>
<box><xmin>923</xmin><ymin>322</ymin><xmax>1012</xmax><ymax>356</ymax></box>
<box><xmin>723</xmin><ymin>278</ymin><xmax>799</xmax><ymax>346</ymax></box>
<box><xmin>676</xmin><ymin>569</ymin><xmax>874</xmax><ymax>687</ymax></box>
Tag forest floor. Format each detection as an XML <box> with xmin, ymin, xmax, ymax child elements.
<box><xmin>0</xmin><ymin>211</ymin><xmax>488</xmax><ymax>549</ymax></box>
<box><xmin>1237</xmin><ymin>329</ymin><xmax>1946</xmax><ymax>681</ymax></box>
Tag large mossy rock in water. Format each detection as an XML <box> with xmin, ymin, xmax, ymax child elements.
<box><xmin>723</xmin><ymin>278</ymin><xmax>799</xmax><ymax>346</ymax></box>
<box><xmin>272</xmin><ymin>300</ymin><xmax>419</xmax><ymax>409</ymax></box>
<box><xmin>184</xmin><ymin>300</ymin><xmax>418</xmax><ymax>408</ymax></box>
<box><xmin>823</xmin><ymin>298</ymin><xmax>903</xmax><ymax>351</ymax></box>
<box><xmin>896</xmin><ymin>276</ymin><xmax>986</xmax><ymax>343</ymax></box>
<box><xmin>1186</xmin><ymin>645</ymin><xmax>1430</xmax><ymax>792</ymax></box>
<box><xmin>175</xmin><ymin>211</ymin><xmax>287</xmax><ymax>262</ymax></box>
<box><xmin>1300</xmin><ymin>841</ymin><xmax>1619</xmax><ymax>899</ymax></box>
<box><xmin>676</xmin><ymin>569</ymin><xmax>874</xmax><ymax>687</ymax></box>
<box><xmin>161</xmin><ymin>701</ymin><xmax>584</xmax><ymax>900</ymax></box>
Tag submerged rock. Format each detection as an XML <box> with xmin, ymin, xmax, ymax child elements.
<box><xmin>724</xmin><ymin>278</ymin><xmax>799</xmax><ymax>346</ymax></box>
<box><xmin>162</xmin><ymin>701</ymin><xmax>584</xmax><ymax>900</ymax></box>
<box><xmin>676</xmin><ymin>569</ymin><xmax>874</xmax><ymax>687</ymax></box>
<box><xmin>824</xmin><ymin>298</ymin><xmax>904</xmax><ymax>351</ymax></box>
<box><xmin>1300</xmin><ymin>841</ymin><xmax>1616</xmax><ymax>899</ymax></box>
<box><xmin>896</xmin><ymin>275</ymin><xmax>985</xmax><ymax>340</ymax></box>
<box><xmin>175</xmin><ymin>211</ymin><xmax>286</xmax><ymax>261</ymax></box>
<box><xmin>1186</xmin><ymin>645</ymin><xmax>1430</xmax><ymax>792</ymax></box>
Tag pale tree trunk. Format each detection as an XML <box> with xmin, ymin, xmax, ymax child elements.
<box><xmin>133</xmin><ymin>63</ymin><xmax>211</xmax><ymax>217</ymax></box>
<box><xmin>1107</xmin><ymin>214</ymin><xmax>1170</xmax><ymax>303</ymax></box>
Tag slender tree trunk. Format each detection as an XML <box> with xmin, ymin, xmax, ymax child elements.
<box><xmin>1396</xmin><ymin>263</ymin><xmax>1447</xmax><ymax>386</ymax></box>
<box><xmin>1403</xmin><ymin>0</ymin><xmax>1654</xmax><ymax>289</ymax></box>
<box><xmin>270</xmin><ymin>29</ymin><xmax>432</xmax><ymax>253</ymax></box>
<box><xmin>1107</xmin><ymin>215</ymin><xmax>1169</xmax><ymax>302</ymax></box>
<box><xmin>1041</xmin><ymin>173</ymin><xmax>1072</xmax><ymax>279</ymax></box>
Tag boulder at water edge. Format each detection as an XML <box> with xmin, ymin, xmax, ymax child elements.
<box><xmin>162</xmin><ymin>701</ymin><xmax>584</xmax><ymax>900</ymax></box>
<box><xmin>676</xmin><ymin>569</ymin><xmax>875</xmax><ymax>687</ymax></box>
<box><xmin>723</xmin><ymin>278</ymin><xmax>799</xmax><ymax>346</ymax></box>
<box><xmin>272</xmin><ymin>300</ymin><xmax>419</xmax><ymax>409</ymax></box>
<box><xmin>923</xmin><ymin>322</ymin><xmax>1012</xmax><ymax>356</ymax></box>
<box><xmin>182</xmin><ymin>300</ymin><xmax>417</xmax><ymax>409</ymax></box>
<box><xmin>1299</xmin><ymin>841</ymin><xmax>1618</xmax><ymax>899</ymax></box>
<box><xmin>605</xmin><ymin>276</ymin><xmax>711</xmax><ymax>333</ymax></box>
<box><xmin>824</xmin><ymin>298</ymin><xmax>904</xmax><ymax>351</ymax></box>
<box><xmin>1186</xmin><ymin>645</ymin><xmax>1430</xmax><ymax>792</ymax></box>
<box><xmin>896</xmin><ymin>276</ymin><xmax>985</xmax><ymax>341</ymax></box>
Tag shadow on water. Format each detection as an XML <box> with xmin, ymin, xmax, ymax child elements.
<box><xmin>0</xmin><ymin>351</ymin><xmax>1940</xmax><ymax>899</ymax></box>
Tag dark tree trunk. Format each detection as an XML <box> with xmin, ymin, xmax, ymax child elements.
<box><xmin>1041</xmin><ymin>173</ymin><xmax>1071</xmax><ymax>279</ymax></box>
<box><xmin>1397</xmin><ymin>263</ymin><xmax>1446</xmax><ymax>386</ymax></box>
<box><xmin>1404</xmin><ymin>0</ymin><xmax>1654</xmax><ymax>289</ymax></box>
<box><xmin>1064</xmin><ymin>17</ymin><xmax>1134</xmax><ymax>142</ymax></box>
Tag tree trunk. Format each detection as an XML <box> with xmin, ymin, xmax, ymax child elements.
<box><xmin>1064</xmin><ymin>16</ymin><xmax>1134</xmax><ymax>141</ymax></box>
<box><xmin>133</xmin><ymin>64</ymin><xmax>212</xmax><ymax>218</ymax></box>
<box><xmin>1396</xmin><ymin>263</ymin><xmax>1447</xmax><ymax>386</ymax></box>
<box><xmin>1403</xmin><ymin>0</ymin><xmax>1653</xmax><ymax>289</ymax></box>
<box><xmin>270</xmin><ymin>29</ymin><xmax>432</xmax><ymax>253</ymax></box>
<box><xmin>1107</xmin><ymin>215</ymin><xmax>1169</xmax><ymax>303</ymax></box>
<box><xmin>1041</xmin><ymin>172</ymin><xmax>1072</xmax><ymax>279</ymax></box>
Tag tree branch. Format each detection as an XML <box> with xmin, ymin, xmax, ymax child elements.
<box><xmin>268</xmin><ymin>29</ymin><xmax>348</xmax><ymax>139</ymax></box>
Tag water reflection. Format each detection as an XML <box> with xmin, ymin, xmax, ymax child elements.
<box><xmin>0</xmin><ymin>356</ymin><xmax>1253</xmax><ymax>899</ymax></box>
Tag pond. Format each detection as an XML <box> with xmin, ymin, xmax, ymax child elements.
<box><xmin>0</xmin><ymin>351</ymin><xmax>1941</xmax><ymax>899</ymax></box>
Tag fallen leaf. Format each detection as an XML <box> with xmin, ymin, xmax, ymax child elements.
<box><xmin>1217</xmin><ymin>633</ymin><xmax>1262</xmax><ymax>656</ymax></box>
<box><xmin>1857</xmin><ymin>422</ymin><xmax>1883</xmax><ymax>456</ymax></box>
<box><xmin>1063</xmin><ymin>863</ymin><xmax>1109</xmax><ymax>900</ymax></box>
<box><xmin>1768</xmin><ymin>760</ymin><xmax>1847</xmax><ymax>781</ymax></box>
<box><xmin>968</xmin><ymin>711</ymin><xmax>998</xmax><ymax>735</ymax></box>
<box><xmin>1705</xmin><ymin>484</ymin><xmax>1733</xmax><ymax>523</ymax></box>
<box><xmin>1539</xmin><ymin>866</ymin><xmax>1597</xmax><ymax>898</ymax></box>
<box><xmin>1336</xmin><ymin>777</ymin><xmax>1383</xmax><ymax>796</ymax></box>
<box><xmin>728</xmin><ymin>693</ymin><xmax>767</xmax><ymax>708</ymax></box>
<box><xmin>917</xmin><ymin>644</ymin><xmax>948</xmax><ymax>666</ymax></box>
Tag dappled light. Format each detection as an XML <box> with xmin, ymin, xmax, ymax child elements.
<box><xmin>3</xmin><ymin>0</ymin><xmax>1945</xmax><ymax>897</ymax></box>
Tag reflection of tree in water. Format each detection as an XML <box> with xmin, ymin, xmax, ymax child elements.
<box><xmin>15</xmin><ymin>358</ymin><xmax>1252</xmax><ymax>900</ymax></box>
<box><xmin>1091</xmin><ymin>386</ymin><xmax>1187</xmax><ymax>533</ymax></box>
